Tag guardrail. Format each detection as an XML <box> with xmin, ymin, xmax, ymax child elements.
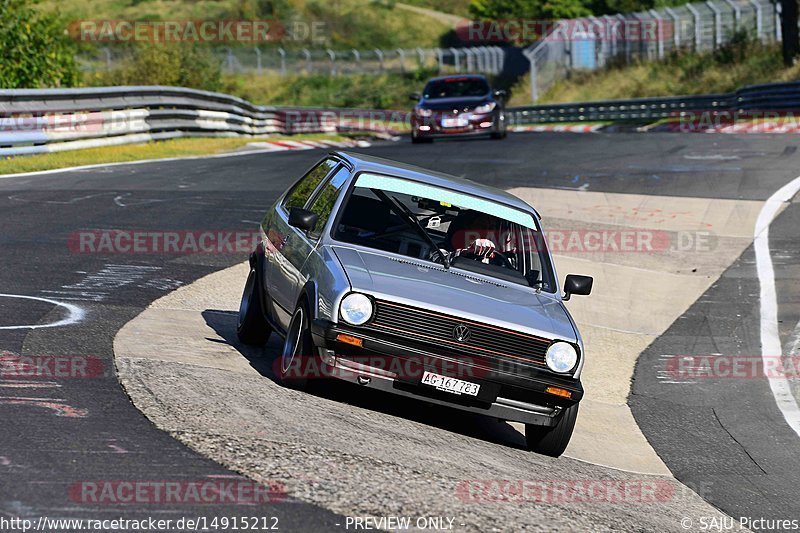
<box><xmin>2</xmin><ymin>81</ymin><xmax>800</xmax><ymax>157</ymax></box>
<box><xmin>508</xmin><ymin>80</ymin><xmax>800</xmax><ymax>124</ymax></box>
<box><xmin>0</xmin><ymin>86</ymin><xmax>412</xmax><ymax>156</ymax></box>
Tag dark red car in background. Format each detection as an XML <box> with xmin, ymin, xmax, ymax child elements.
<box><xmin>410</xmin><ymin>75</ymin><xmax>507</xmax><ymax>143</ymax></box>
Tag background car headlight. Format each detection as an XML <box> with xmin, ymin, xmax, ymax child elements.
<box><xmin>473</xmin><ymin>102</ymin><xmax>496</xmax><ymax>113</ymax></box>
<box><xmin>416</xmin><ymin>107</ymin><xmax>433</xmax><ymax>117</ymax></box>
<box><xmin>545</xmin><ymin>342</ymin><xmax>578</xmax><ymax>373</ymax></box>
<box><xmin>339</xmin><ymin>293</ymin><xmax>373</xmax><ymax>325</ymax></box>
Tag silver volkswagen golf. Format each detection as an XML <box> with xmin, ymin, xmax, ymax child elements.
<box><xmin>238</xmin><ymin>151</ymin><xmax>593</xmax><ymax>457</ymax></box>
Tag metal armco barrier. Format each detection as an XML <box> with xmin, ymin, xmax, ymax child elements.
<box><xmin>0</xmin><ymin>86</ymin><xmax>412</xmax><ymax>156</ymax></box>
<box><xmin>509</xmin><ymin>80</ymin><xmax>800</xmax><ymax>125</ymax></box>
<box><xmin>3</xmin><ymin>81</ymin><xmax>800</xmax><ymax>157</ymax></box>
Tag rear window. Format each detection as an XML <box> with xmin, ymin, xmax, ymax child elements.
<box><xmin>423</xmin><ymin>78</ymin><xmax>490</xmax><ymax>99</ymax></box>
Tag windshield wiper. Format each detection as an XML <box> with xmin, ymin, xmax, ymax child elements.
<box><xmin>370</xmin><ymin>189</ymin><xmax>450</xmax><ymax>269</ymax></box>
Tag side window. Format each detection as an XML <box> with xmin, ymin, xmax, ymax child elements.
<box><xmin>282</xmin><ymin>158</ymin><xmax>337</xmax><ymax>211</ymax></box>
<box><xmin>307</xmin><ymin>166</ymin><xmax>350</xmax><ymax>240</ymax></box>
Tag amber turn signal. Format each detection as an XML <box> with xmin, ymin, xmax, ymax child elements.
<box><xmin>335</xmin><ymin>334</ymin><xmax>363</xmax><ymax>347</ymax></box>
<box><xmin>545</xmin><ymin>386</ymin><xmax>572</xmax><ymax>399</ymax></box>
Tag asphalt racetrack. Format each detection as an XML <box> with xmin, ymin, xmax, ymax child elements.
<box><xmin>2</xmin><ymin>132</ymin><xmax>800</xmax><ymax>531</ymax></box>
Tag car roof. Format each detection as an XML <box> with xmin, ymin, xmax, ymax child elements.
<box><xmin>424</xmin><ymin>74</ymin><xmax>488</xmax><ymax>84</ymax></box>
<box><xmin>331</xmin><ymin>151</ymin><xmax>539</xmax><ymax>218</ymax></box>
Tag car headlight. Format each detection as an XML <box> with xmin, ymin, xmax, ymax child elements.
<box><xmin>339</xmin><ymin>293</ymin><xmax>373</xmax><ymax>325</ymax></box>
<box><xmin>473</xmin><ymin>102</ymin><xmax>496</xmax><ymax>113</ymax></box>
<box><xmin>416</xmin><ymin>107</ymin><xmax>433</xmax><ymax>117</ymax></box>
<box><xmin>545</xmin><ymin>342</ymin><xmax>578</xmax><ymax>373</ymax></box>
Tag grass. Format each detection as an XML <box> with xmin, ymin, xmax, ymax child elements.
<box><xmin>0</xmin><ymin>134</ymin><xmax>347</xmax><ymax>175</ymax></box>
<box><xmin>40</xmin><ymin>0</ymin><xmax>451</xmax><ymax>49</ymax></box>
<box><xmin>509</xmin><ymin>35</ymin><xmax>800</xmax><ymax>106</ymax></box>
<box><xmin>398</xmin><ymin>0</ymin><xmax>472</xmax><ymax>17</ymax></box>
<box><xmin>221</xmin><ymin>70</ymin><xmax>434</xmax><ymax>109</ymax></box>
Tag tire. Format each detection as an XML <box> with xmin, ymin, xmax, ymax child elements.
<box><xmin>237</xmin><ymin>267</ymin><xmax>271</xmax><ymax>346</ymax></box>
<box><xmin>524</xmin><ymin>403</ymin><xmax>578</xmax><ymax>457</ymax></box>
<box><xmin>277</xmin><ymin>301</ymin><xmax>313</xmax><ymax>390</ymax></box>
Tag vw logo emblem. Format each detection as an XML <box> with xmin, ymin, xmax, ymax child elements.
<box><xmin>453</xmin><ymin>324</ymin><xmax>471</xmax><ymax>343</ymax></box>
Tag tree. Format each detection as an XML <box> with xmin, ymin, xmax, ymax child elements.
<box><xmin>0</xmin><ymin>0</ymin><xmax>78</xmax><ymax>88</ymax></box>
<box><xmin>470</xmin><ymin>0</ymin><xmax>591</xmax><ymax>21</ymax></box>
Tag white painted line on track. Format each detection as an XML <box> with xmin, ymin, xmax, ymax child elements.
<box><xmin>0</xmin><ymin>294</ymin><xmax>84</xmax><ymax>329</ymax></box>
<box><xmin>0</xmin><ymin>139</ymin><xmax>370</xmax><ymax>180</ymax></box>
<box><xmin>755</xmin><ymin>175</ymin><xmax>800</xmax><ymax>438</ymax></box>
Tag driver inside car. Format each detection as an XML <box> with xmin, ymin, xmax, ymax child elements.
<box><xmin>445</xmin><ymin>210</ymin><xmax>515</xmax><ymax>266</ymax></box>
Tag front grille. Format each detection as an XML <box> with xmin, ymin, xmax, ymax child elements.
<box><xmin>362</xmin><ymin>299</ymin><xmax>551</xmax><ymax>368</ymax></box>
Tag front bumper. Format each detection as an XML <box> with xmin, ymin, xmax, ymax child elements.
<box><xmin>311</xmin><ymin>319</ymin><xmax>582</xmax><ymax>427</ymax></box>
<box><xmin>412</xmin><ymin>113</ymin><xmax>501</xmax><ymax>137</ymax></box>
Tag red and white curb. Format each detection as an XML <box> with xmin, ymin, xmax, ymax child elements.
<box><xmin>511</xmin><ymin>124</ymin><xmax>604</xmax><ymax>133</ymax></box>
<box><xmin>656</xmin><ymin>120</ymin><xmax>800</xmax><ymax>134</ymax></box>
<box><xmin>245</xmin><ymin>138</ymin><xmax>371</xmax><ymax>152</ymax></box>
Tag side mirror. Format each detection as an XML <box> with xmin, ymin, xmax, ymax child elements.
<box><xmin>563</xmin><ymin>274</ymin><xmax>592</xmax><ymax>300</ymax></box>
<box><xmin>493</xmin><ymin>89</ymin><xmax>507</xmax><ymax>99</ymax></box>
<box><xmin>288</xmin><ymin>207</ymin><xmax>318</xmax><ymax>233</ymax></box>
<box><xmin>409</xmin><ymin>92</ymin><xmax>421</xmax><ymax>101</ymax></box>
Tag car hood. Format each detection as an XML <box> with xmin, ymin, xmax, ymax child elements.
<box><xmin>420</xmin><ymin>96</ymin><xmax>490</xmax><ymax>111</ymax></box>
<box><xmin>330</xmin><ymin>246</ymin><xmax>576</xmax><ymax>342</ymax></box>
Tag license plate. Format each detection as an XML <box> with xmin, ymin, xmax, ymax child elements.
<box><xmin>441</xmin><ymin>117</ymin><xmax>468</xmax><ymax>128</ymax></box>
<box><xmin>421</xmin><ymin>371</ymin><xmax>480</xmax><ymax>396</ymax></box>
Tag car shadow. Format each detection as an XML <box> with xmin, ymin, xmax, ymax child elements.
<box><xmin>202</xmin><ymin>309</ymin><xmax>528</xmax><ymax>451</ymax></box>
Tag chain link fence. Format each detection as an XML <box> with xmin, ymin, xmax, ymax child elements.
<box><xmin>523</xmin><ymin>0</ymin><xmax>781</xmax><ymax>102</ymax></box>
<box><xmin>79</xmin><ymin>46</ymin><xmax>506</xmax><ymax>77</ymax></box>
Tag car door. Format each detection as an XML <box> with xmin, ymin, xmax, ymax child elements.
<box><xmin>266</xmin><ymin>158</ymin><xmax>338</xmax><ymax>331</ymax></box>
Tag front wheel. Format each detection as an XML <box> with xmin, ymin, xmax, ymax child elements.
<box><xmin>237</xmin><ymin>267</ymin><xmax>271</xmax><ymax>346</ymax></box>
<box><xmin>278</xmin><ymin>302</ymin><xmax>314</xmax><ymax>390</ymax></box>
<box><xmin>524</xmin><ymin>403</ymin><xmax>578</xmax><ymax>457</ymax></box>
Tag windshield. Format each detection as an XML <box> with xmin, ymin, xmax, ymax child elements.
<box><xmin>423</xmin><ymin>77</ymin><xmax>490</xmax><ymax>99</ymax></box>
<box><xmin>333</xmin><ymin>173</ymin><xmax>555</xmax><ymax>291</ymax></box>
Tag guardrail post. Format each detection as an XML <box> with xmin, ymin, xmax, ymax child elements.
<box><xmin>492</xmin><ymin>47</ymin><xmax>504</xmax><ymax>74</ymax></box>
<box><xmin>664</xmin><ymin>7</ymin><xmax>681</xmax><ymax>49</ymax></box>
<box><xmin>685</xmin><ymin>4</ymin><xmax>702</xmax><ymax>50</ymax></box>
<box><xmin>774</xmin><ymin>1</ymin><xmax>781</xmax><ymax>41</ymax></box>
<box><xmin>352</xmin><ymin>49</ymin><xmax>361</xmax><ymax>73</ymax></box>
<box><xmin>326</xmin><ymin>49</ymin><xmax>336</xmax><ymax>76</ymax></box>
<box><xmin>705</xmin><ymin>1</ymin><xmax>722</xmax><ymax>48</ymax></box>
<box><xmin>436</xmin><ymin>48</ymin><xmax>444</xmax><ymax>73</ymax></box>
<box><xmin>396</xmin><ymin>48</ymin><xmax>406</xmax><ymax>73</ymax></box>
<box><xmin>278</xmin><ymin>48</ymin><xmax>286</xmax><ymax>76</ymax></box>
<box><xmin>416</xmin><ymin>47</ymin><xmax>425</xmax><ymax>69</ymax></box>
<box><xmin>303</xmin><ymin>49</ymin><xmax>312</xmax><ymax>73</ymax></box>
<box><xmin>749</xmin><ymin>0</ymin><xmax>763</xmax><ymax>39</ymax></box>
<box><xmin>476</xmin><ymin>47</ymin><xmax>486</xmax><ymax>72</ymax></box>
<box><xmin>723</xmin><ymin>0</ymin><xmax>742</xmax><ymax>30</ymax></box>
<box><xmin>254</xmin><ymin>47</ymin><xmax>262</xmax><ymax>74</ymax></box>
<box><xmin>223</xmin><ymin>47</ymin><xmax>236</xmax><ymax>73</ymax></box>
<box><xmin>648</xmin><ymin>10</ymin><xmax>665</xmax><ymax>59</ymax></box>
<box><xmin>465</xmin><ymin>48</ymin><xmax>475</xmax><ymax>72</ymax></box>
<box><xmin>450</xmin><ymin>47</ymin><xmax>461</xmax><ymax>71</ymax></box>
<box><xmin>616</xmin><ymin>15</ymin><xmax>631</xmax><ymax>62</ymax></box>
<box><xmin>102</xmin><ymin>47</ymin><xmax>112</xmax><ymax>70</ymax></box>
<box><xmin>374</xmin><ymin>49</ymin><xmax>385</xmax><ymax>72</ymax></box>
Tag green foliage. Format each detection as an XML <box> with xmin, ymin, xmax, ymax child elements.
<box><xmin>222</xmin><ymin>68</ymin><xmax>437</xmax><ymax>109</ymax></box>
<box><xmin>0</xmin><ymin>0</ymin><xmax>78</xmax><ymax>88</ymax></box>
<box><xmin>92</xmin><ymin>44</ymin><xmax>222</xmax><ymax>91</ymax></box>
<box><xmin>468</xmin><ymin>0</ymin><xmax>694</xmax><ymax>28</ymax></box>
<box><xmin>470</xmin><ymin>0</ymin><xmax>591</xmax><ymax>21</ymax></box>
<box><xmin>36</xmin><ymin>0</ymin><xmax>450</xmax><ymax>49</ymax></box>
